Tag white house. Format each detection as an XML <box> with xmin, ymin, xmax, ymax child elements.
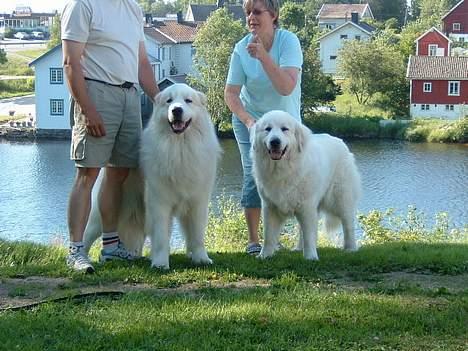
<box><xmin>28</xmin><ymin>45</ymin><xmax>70</xmax><ymax>131</ymax></box>
<box><xmin>318</xmin><ymin>16</ymin><xmax>375</xmax><ymax>76</ymax></box>
<box><xmin>316</xmin><ymin>3</ymin><xmax>374</xmax><ymax>31</ymax></box>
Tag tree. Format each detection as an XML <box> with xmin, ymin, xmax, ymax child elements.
<box><xmin>0</xmin><ymin>49</ymin><xmax>7</xmax><ymax>65</ymax></box>
<box><xmin>301</xmin><ymin>46</ymin><xmax>341</xmax><ymax>112</ymax></box>
<box><xmin>280</xmin><ymin>2</ymin><xmax>305</xmax><ymax>32</ymax></box>
<box><xmin>190</xmin><ymin>8</ymin><xmax>246</xmax><ymax>132</ymax></box>
<box><xmin>48</xmin><ymin>14</ymin><xmax>61</xmax><ymax>49</ymax></box>
<box><xmin>337</xmin><ymin>38</ymin><xmax>406</xmax><ymax>105</ymax></box>
<box><xmin>398</xmin><ymin>16</ymin><xmax>440</xmax><ymax>59</ymax></box>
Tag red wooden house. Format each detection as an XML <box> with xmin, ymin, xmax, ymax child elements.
<box><xmin>442</xmin><ymin>0</ymin><xmax>468</xmax><ymax>43</ymax></box>
<box><xmin>407</xmin><ymin>56</ymin><xmax>468</xmax><ymax>119</ymax></box>
<box><xmin>415</xmin><ymin>27</ymin><xmax>451</xmax><ymax>56</ymax></box>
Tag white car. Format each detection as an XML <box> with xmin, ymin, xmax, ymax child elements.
<box><xmin>31</xmin><ymin>31</ymin><xmax>44</xmax><ymax>39</ymax></box>
<box><xmin>14</xmin><ymin>32</ymin><xmax>31</xmax><ymax>40</ymax></box>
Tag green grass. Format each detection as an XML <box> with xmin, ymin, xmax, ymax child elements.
<box><xmin>0</xmin><ymin>202</ymin><xmax>467</xmax><ymax>350</ymax></box>
<box><xmin>0</xmin><ymin>78</ymin><xmax>34</xmax><ymax>99</ymax></box>
<box><xmin>334</xmin><ymin>92</ymin><xmax>394</xmax><ymax>119</ymax></box>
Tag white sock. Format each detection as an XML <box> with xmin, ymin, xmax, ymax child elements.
<box><xmin>102</xmin><ymin>231</ymin><xmax>119</xmax><ymax>252</ymax></box>
<box><xmin>69</xmin><ymin>241</ymin><xmax>84</xmax><ymax>255</ymax></box>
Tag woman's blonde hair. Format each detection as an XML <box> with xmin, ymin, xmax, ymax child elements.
<box><xmin>243</xmin><ymin>0</ymin><xmax>280</xmax><ymax>27</ymax></box>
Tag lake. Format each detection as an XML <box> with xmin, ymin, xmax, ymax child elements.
<box><xmin>0</xmin><ymin>138</ymin><xmax>466</xmax><ymax>245</ymax></box>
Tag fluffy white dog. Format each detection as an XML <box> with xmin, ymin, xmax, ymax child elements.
<box><xmin>251</xmin><ymin>110</ymin><xmax>361</xmax><ymax>260</ymax></box>
<box><xmin>83</xmin><ymin>84</ymin><xmax>221</xmax><ymax>269</ymax></box>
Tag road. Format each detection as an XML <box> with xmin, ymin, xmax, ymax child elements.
<box><xmin>0</xmin><ymin>95</ymin><xmax>35</xmax><ymax>120</ymax></box>
<box><xmin>0</xmin><ymin>39</ymin><xmax>47</xmax><ymax>51</ymax></box>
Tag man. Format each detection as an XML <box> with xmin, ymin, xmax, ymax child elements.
<box><xmin>61</xmin><ymin>0</ymin><xmax>159</xmax><ymax>273</ymax></box>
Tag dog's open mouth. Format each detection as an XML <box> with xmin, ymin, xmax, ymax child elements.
<box><xmin>268</xmin><ymin>146</ymin><xmax>287</xmax><ymax>160</ymax></box>
<box><xmin>169</xmin><ymin>119</ymin><xmax>192</xmax><ymax>134</ymax></box>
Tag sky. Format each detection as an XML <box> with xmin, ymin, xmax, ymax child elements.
<box><xmin>0</xmin><ymin>0</ymin><xmax>68</xmax><ymax>13</ymax></box>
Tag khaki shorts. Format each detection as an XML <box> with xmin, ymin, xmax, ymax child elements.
<box><xmin>70</xmin><ymin>80</ymin><xmax>142</xmax><ymax>168</ymax></box>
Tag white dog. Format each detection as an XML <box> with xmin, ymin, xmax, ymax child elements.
<box><xmin>251</xmin><ymin>110</ymin><xmax>361</xmax><ymax>260</ymax></box>
<box><xmin>83</xmin><ymin>84</ymin><xmax>221</xmax><ymax>269</ymax></box>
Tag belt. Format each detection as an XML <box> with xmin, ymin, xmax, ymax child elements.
<box><xmin>84</xmin><ymin>77</ymin><xmax>134</xmax><ymax>89</ymax></box>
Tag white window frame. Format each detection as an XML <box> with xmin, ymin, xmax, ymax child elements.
<box><xmin>49</xmin><ymin>68</ymin><xmax>63</xmax><ymax>84</ymax></box>
<box><xmin>453</xmin><ymin>23</ymin><xmax>461</xmax><ymax>31</ymax></box>
<box><xmin>423</xmin><ymin>82</ymin><xmax>432</xmax><ymax>92</ymax></box>
<box><xmin>428</xmin><ymin>44</ymin><xmax>437</xmax><ymax>56</ymax></box>
<box><xmin>340</xmin><ymin>34</ymin><xmax>348</xmax><ymax>40</ymax></box>
<box><xmin>421</xmin><ymin>104</ymin><xmax>430</xmax><ymax>111</ymax></box>
<box><xmin>355</xmin><ymin>35</ymin><xmax>361</xmax><ymax>41</ymax></box>
<box><xmin>50</xmin><ymin>99</ymin><xmax>64</xmax><ymax>116</ymax></box>
<box><xmin>445</xmin><ymin>104</ymin><xmax>454</xmax><ymax>111</ymax></box>
<box><xmin>448</xmin><ymin>81</ymin><xmax>460</xmax><ymax>96</ymax></box>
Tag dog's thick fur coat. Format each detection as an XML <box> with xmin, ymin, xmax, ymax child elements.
<box><xmin>83</xmin><ymin>84</ymin><xmax>221</xmax><ymax>269</ymax></box>
<box><xmin>251</xmin><ymin>110</ymin><xmax>361</xmax><ymax>260</ymax></box>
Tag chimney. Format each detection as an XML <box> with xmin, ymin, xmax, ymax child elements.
<box><xmin>217</xmin><ymin>0</ymin><xmax>225</xmax><ymax>8</ymax></box>
<box><xmin>145</xmin><ymin>13</ymin><xmax>153</xmax><ymax>26</ymax></box>
<box><xmin>351</xmin><ymin>12</ymin><xmax>359</xmax><ymax>24</ymax></box>
<box><xmin>177</xmin><ymin>11</ymin><xmax>183</xmax><ymax>23</ymax></box>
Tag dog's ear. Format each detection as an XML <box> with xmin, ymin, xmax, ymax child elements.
<box><xmin>196</xmin><ymin>91</ymin><xmax>208</xmax><ymax>106</ymax></box>
<box><xmin>295</xmin><ymin>124</ymin><xmax>308</xmax><ymax>153</ymax></box>
<box><xmin>153</xmin><ymin>91</ymin><xmax>164</xmax><ymax>105</ymax></box>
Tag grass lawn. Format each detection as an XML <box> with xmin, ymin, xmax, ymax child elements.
<box><xmin>1</xmin><ymin>237</ymin><xmax>467</xmax><ymax>350</ymax></box>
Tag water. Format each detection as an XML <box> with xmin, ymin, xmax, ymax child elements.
<box><xmin>0</xmin><ymin>138</ymin><xmax>466</xmax><ymax>245</ymax></box>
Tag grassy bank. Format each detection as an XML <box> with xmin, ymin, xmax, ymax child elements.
<box><xmin>1</xmin><ymin>202</ymin><xmax>467</xmax><ymax>350</ymax></box>
<box><xmin>303</xmin><ymin>113</ymin><xmax>468</xmax><ymax>143</ymax></box>
<box><xmin>0</xmin><ymin>78</ymin><xmax>34</xmax><ymax>99</ymax></box>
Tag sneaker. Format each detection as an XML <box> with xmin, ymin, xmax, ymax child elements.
<box><xmin>66</xmin><ymin>251</ymin><xmax>95</xmax><ymax>274</ymax></box>
<box><xmin>246</xmin><ymin>242</ymin><xmax>262</xmax><ymax>255</ymax></box>
<box><xmin>99</xmin><ymin>241</ymin><xmax>137</xmax><ymax>262</ymax></box>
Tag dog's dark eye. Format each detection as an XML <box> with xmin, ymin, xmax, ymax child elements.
<box><xmin>185</xmin><ymin>98</ymin><xmax>192</xmax><ymax>103</ymax></box>
<box><xmin>166</xmin><ymin>98</ymin><xmax>173</xmax><ymax>104</ymax></box>
<box><xmin>265</xmin><ymin>127</ymin><xmax>272</xmax><ymax>132</ymax></box>
<box><xmin>281</xmin><ymin>127</ymin><xmax>289</xmax><ymax>132</ymax></box>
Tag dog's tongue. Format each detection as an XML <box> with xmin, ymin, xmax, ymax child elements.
<box><xmin>172</xmin><ymin>121</ymin><xmax>186</xmax><ymax>132</ymax></box>
<box><xmin>269</xmin><ymin>150</ymin><xmax>283</xmax><ymax>160</ymax></box>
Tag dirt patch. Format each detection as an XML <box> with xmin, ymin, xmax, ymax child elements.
<box><xmin>330</xmin><ymin>272</ymin><xmax>468</xmax><ymax>292</ymax></box>
<box><xmin>0</xmin><ymin>277</ymin><xmax>270</xmax><ymax>311</ymax></box>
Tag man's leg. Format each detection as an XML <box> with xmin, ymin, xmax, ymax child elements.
<box><xmin>98</xmin><ymin>167</ymin><xmax>136</xmax><ymax>261</ymax></box>
<box><xmin>67</xmin><ymin>167</ymin><xmax>100</xmax><ymax>273</ymax></box>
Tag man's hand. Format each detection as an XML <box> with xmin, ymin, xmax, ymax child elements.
<box><xmin>84</xmin><ymin>107</ymin><xmax>106</xmax><ymax>137</ymax></box>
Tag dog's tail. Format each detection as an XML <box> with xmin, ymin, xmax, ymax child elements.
<box><xmin>323</xmin><ymin>213</ymin><xmax>342</xmax><ymax>245</ymax></box>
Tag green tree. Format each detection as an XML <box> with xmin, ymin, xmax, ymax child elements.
<box><xmin>280</xmin><ymin>2</ymin><xmax>305</xmax><ymax>32</ymax></box>
<box><xmin>0</xmin><ymin>49</ymin><xmax>7</xmax><ymax>64</ymax></box>
<box><xmin>48</xmin><ymin>14</ymin><xmax>61</xmax><ymax>49</ymax></box>
<box><xmin>337</xmin><ymin>38</ymin><xmax>406</xmax><ymax>105</ymax></box>
<box><xmin>302</xmin><ymin>46</ymin><xmax>341</xmax><ymax>112</ymax></box>
<box><xmin>190</xmin><ymin>8</ymin><xmax>246</xmax><ymax>132</ymax></box>
<box><xmin>398</xmin><ymin>16</ymin><xmax>440</xmax><ymax>59</ymax></box>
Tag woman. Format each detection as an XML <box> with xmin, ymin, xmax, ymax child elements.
<box><xmin>224</xmin><ymin>0</ymin><xmax>303</xmax><ymax>254</ymax></box>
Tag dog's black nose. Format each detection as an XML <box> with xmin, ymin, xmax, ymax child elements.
<box><xmin>270</xmin><ymin>138</ymin><xmax>281</xmax><ymax>147</ymax></box>
<box><xmin>172</xmin><ymin>107</ymin><xmax>183</xmax><ymax>119</ymax></box>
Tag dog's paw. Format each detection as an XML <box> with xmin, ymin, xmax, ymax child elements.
<box><xmin>344</xmin><ymin>245</ymin><xmax>358</xmax><ymax>252</ymax></box>
<box><xmin>192</xmin><ymin>256</ymin><xmax>213</xmax><ymax>266</ymax></box>
<box><xmin>257</xmin><ymin>248</ymin><xmax>274</xmax><ymax>259</ymax></box>
<box><xmin>303</xmin><ymin>249</ymin><xmax>319</xmax><ymax>261</ymax></box>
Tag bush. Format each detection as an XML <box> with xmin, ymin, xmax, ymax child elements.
<box><xmin>303</xmin><ymin>112</ymin><xmax>381</xmax><ymax>138</ymax></box>
<box><xmin>405</xmin><ymin>118</ymin><xmax>467</xmax><ymax>143</ymax></box>
<box><xmin>359</xmin><ymin>206</ymin><xmax>467</xmax><ymax>245</ymax></box>
<box><xmin>0</xmin><ymin>78</ymin><xmax>35</xmax><ymax>98</ymax></box>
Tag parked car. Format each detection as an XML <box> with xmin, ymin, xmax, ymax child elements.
<box><xmin>14</xmin><ymin>31</ymin><xmax>31</xmax><ymax>40</ymax></box>
<box><xmin>312</xmin><ymin>105</ymin><xmax>337</xmax><ymax>113</ymax></box>
<box><xmin>31</xmin><ymin>31</ymin><xmax>44</xmax><ymax>39</ymax></box>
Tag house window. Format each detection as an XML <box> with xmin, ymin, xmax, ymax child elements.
<box><xmin>191</xmin><ymin>46</ymin><xmax>196</xmax><ymax>58</ymax></box>
<box><xmin>340</xmin><ymin>34</ymin><xmax>348</xmax><ymax>39</ymax></box>
<box><xmin>423</xmin><ymin>82</ymin><xmax>432</xmax><ymax>92</ymax></box>
<box><xmin>445</xmin><ymin>104</ymin><xmax>454</xmax><ymax>111</ymax></box>
<box><xmin>50</xmin><ymin>99</ymin><xmax>64</xmax><ymax>116</ymax></box>
<box><xmin>448</xmin><ymin>81</ymin><xmax>460</xmax><ymax>96</ymax></box>
<box><xmin>453</xmin><ymin>23</ymin><xmax>461</xmax><ymax>31</ymax></box>
<box><xmin>460</xmin><ymin>37</ymin><xmax>465</xmax><ymax>43</ymax></box>
<box><xmin>355</xmin><ymin>35</ymin><xmax>361</xmax><ymax>41</ymax></box>
<box><xmin>162</xmin><ymin>69</ymin><xmax>166</xmax><ymax>78</ymax></box>
<box><xmin>325</xmin><ymin>24</ymin><xmax>334</xmax><ymax>30</ymax></box>
<box><xmin>49</xmin><ymin>68</ymin><xmax>63</xmax><ymax>84</ymax></box>
<box><xmin>428</xmin><ymin>44</ymin><xmax>437</xmax><ymax>56</ymax></box>
<box><xmin>421</xmin><ymin>104</ymin><xmax>430</xmax><ymax>111</ymax></box>
<box><xmin>330</xmin><ymin>55</ymin><xmax>337</xmax><ymax>60</ymax></box>
<box><xmin>162</xmin><ymin>47</ymin><xmax>166</xmax><ymax>61</ymax></box>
